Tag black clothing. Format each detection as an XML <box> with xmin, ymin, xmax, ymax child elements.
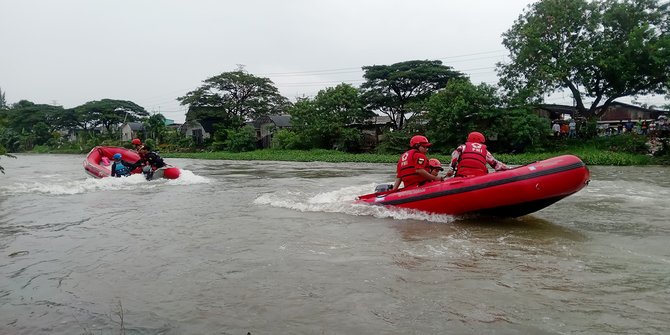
<box><xmin>133</xmin><ymin>151</ymin><xmax>166</xmax><ymax>181</ymax></box>
<box><xmin>144</xmin><ymin>151</ymin><xmax>166</xmax><ymax>169</ymax></box>
<box><xmin>133</xmin><ymin>151</ymin><xmax>166</xmax><ymax>169</ymax></box>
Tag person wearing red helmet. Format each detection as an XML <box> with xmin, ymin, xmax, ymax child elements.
<box><xmin>392</xmin><ymin>135</ymin><xmax>443</xmax><ymax>190</ymax></box>
<box><xmin>427</xmin><ymin>158</ymin><xmax>444</xmax><ymax>177</ymax></box>
<box><xmin>131</xmin><ymin>138</ymin><xmax>143</xmax><ymax>151</ymax></box>
<box><xmin>447</xmin><ymin>131</ymin><xmax>508</xmax><ymax>178</ymax></box>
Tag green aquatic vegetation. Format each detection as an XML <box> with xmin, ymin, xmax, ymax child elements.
<box><xmin>165</xmin><ymin>148</ymin><xmax>659</xmax><ymax>166</ymax></box>
<box><xmin>167</xmin><ymin>149</ymin><xmax>399</xmax><ymax>163</ymax></box>
<box><xmin>27</xmin><ymin>144</ymin><xmax>664</xmax><ymax>166</ymax></box>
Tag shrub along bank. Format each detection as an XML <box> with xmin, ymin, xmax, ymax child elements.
<box><xmin>27</xmin><ymin>133</ymin><xmax>669</xmax><ymax>166</ymax></box>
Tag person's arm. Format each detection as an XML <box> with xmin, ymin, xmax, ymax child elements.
<box><xmin>417</xmin><ymin>168</ymin><xmax>442</xmax><ymax>182</ymax></box>
<box><xmin>486</xmin><ymin>152</ymin><xmax>508</xmax><ymax>171</ymax></box>
<box><xmin>392</xmin><ymin>177</ymin><xmax>402</xmax><ymax>190</ymax></box>
<box><xmin>131</xmin><ymin>157</ymin><xmax>145</xmax><ymax>169</ymax></box>
<box><xmin>110</xmin><ymin>162</ymin><xmax>117</xmax><ymax>177</ymax></box>
<box><xmin>446</xmin><ymin>146</ymin><xmax>462</xmax><ymax>177</ymax></box>
<box><xmin>122</xmin><ymin>160</ymin><xmax>135</xmax><ymax>170</ymax></box>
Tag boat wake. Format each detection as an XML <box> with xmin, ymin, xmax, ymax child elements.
<box><xmin>1</xmin><ymin>169</ymin><xmax>210</xmax><ymax>196</ymax></box>
<box><xmin>254</xmin><ymin>183</ymin><xmax>456</xmax><ymax>223</ymax></box>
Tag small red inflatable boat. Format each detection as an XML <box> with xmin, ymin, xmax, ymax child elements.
<box><xmin>83</xmin><ymin>146</ymin><xmax>180</xmax><ymax>179</ymax></box>
<box><xmin>356</xmin><ymin>155</ymin><xmax>589</xmax><ymax>217</ymax></box>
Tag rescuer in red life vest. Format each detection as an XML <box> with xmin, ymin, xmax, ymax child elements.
<box><xmin>447</xmin><ymin>131</ymin><xmax>509</xmax><ymax>178</ymax></box>
<box><xmin>392</xmin><ymin>135</ymin><xmax>443</xmax><ymax>190</ymax></box>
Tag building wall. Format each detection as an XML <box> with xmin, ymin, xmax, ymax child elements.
<box><xmin>259</xmin><ymin>122</ymin><xmax>275</xmax><ymax>138</ymax></box>
<box><xmin>121</xmin><ymin>124</ymin><xmax>134</xmax><ymax>141</ymax></box>
<box><xmin>182</xmin><ymin>123</ymin><xmax>211</xmax><ymax>144</ymax></box>
<box><xmin>599</xmin><ymin>104</ymin><xmax>656</xmax><ymax>122</ymax></box>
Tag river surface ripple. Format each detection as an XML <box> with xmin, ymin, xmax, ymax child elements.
<box><xmin>1</xmin><ymin>154</ymin><xmax>669</xmax><ymax>334</ymax></box>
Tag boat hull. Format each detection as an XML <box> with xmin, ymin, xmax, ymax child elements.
<box><xmin>83</xmin><ymin>146</ymin><xmax>180</xmax><ymax>179</ymax></box>
<box><xmin>356</xmin><ymin>155</ymin><xmax>589</xmax><ymax>217</ymax></box>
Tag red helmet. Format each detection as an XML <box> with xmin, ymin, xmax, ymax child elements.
<box><xmin>131</xmin><ymin>138</ymin><xmax>142</xmax><ymax>145</ymax></box>
<box><xmin>410</xmin><ymin>135</ymin><xmax>432</xmax><ymax>148</ymax></box>
<box><xmin>428</xmin><ymin>158</ymin><xmax>443</xmax><ymax>170</ymax></box>
<box><xmin>467</xmin><ymin>132</ymin><xmax>485</xmax><ymax>143</ymax></box>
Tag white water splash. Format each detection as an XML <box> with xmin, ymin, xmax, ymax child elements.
<box><xmin>254</xmin><ymin>183</ymin><xmax>455</xmax><ymax>223</ymax></box>
<box><xmin>165</xmin><ymin>169</ymin><xmax>210</xmax><ymax>185</ymax></box>
<box><xmin>1</xmin><ymin>169</ymin><xmax>210</xmax><ymax>196</ymax></box>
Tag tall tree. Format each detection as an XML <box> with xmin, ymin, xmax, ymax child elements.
<box><xmin>74</xmin><ymin>99</ymin><xmax>148</xmax><ymax>132</ymax></box>
<box><xmin>498</xmin><ymin>0</ymin><xmax>670</xmax><ymax>119</ymax></box>
<box><xmin>178</xmin><ymin>70</ymin><xmax>290</xmax><ymax>128</ymax></box>
<box><xmin>0</xmin><ymin>87</ymin><xmax>7</xmax><ymax>110</ymax></box>
<box><xmin>144</xmin><ymin>113</ymin><xmax>167</xmax><ymax>143</ymax></box>
<box><xmin>426</xmin><ymin>79</ymin><xmax>503</xmax><ymax>149</ymax></box>
<box><xmin>4</xmin><ymin>100</ymin><xmax>66</xmax><ymax>133</ymax></box>
<box><xmin>360</xmin><ymin>60</ymin><xmax>464</xmax><ymax>130</ymax></box>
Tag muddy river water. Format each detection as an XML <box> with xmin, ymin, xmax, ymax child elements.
<box><xmin>1</xmin><ymin>154</ymin><xmax>668</xmax><ymax>334</ymax></box>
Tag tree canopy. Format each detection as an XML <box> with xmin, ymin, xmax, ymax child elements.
<box><xmin>287</xmin><ymin>83</ymin><xmax>371</xmax><ymax>150</ymax></box>
<box><xmin>74</xmin><ymin>99</ymin><xmax>149</xmax><ymax>131</ymax></box>
<box><xmin>0</xmin><ymin>87</ymin><xmax>7</xmax><ymax>110</ymax></box>
<box><xmin>3</xmin><ymin>100</ymin><xmax>66</xmax><ymax>133</ymax></box>
<box><xmin>144</xmin><ymin>113</ymin><xmax>167</xmax><ymax>143</ymax></box>
<box><xmin>360</xmin><ymin>60</ymin><xmax>464</xmax><ymax>130</ymax></box>
<box><xmin>178</xmin><ymin>70</ymin><xmax>291</xmax><ymax>128</ymax></box>
<box><xmin>498</xmin><ymin>0</ymin><xmax>670</xmax><ymax>118</ymax></box>
<box><xmin>426</xmin><ymin>79</ymin><xmax>548</xmax><ymax>152</ymax></box>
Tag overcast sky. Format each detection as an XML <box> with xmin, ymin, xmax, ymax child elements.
<box><xmin>1</xmin><ymin>0</ymin><xmax>666</xmax><ymax>123</ymax></box>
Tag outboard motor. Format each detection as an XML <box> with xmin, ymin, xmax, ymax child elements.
<box><xmin>375</xmin><ymin>184</ymin><xmax>393</xmax><ymax>193</ymax></box>
<box><xmin>142</xmin><ymin>165</ymin><xmax>155</xmax><ymax>180</ymax></box>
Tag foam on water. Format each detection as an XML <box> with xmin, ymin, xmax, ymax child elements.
<box><xmin>0</xmin><ymin>169</ymin><xmax>210</xmax><ymax>196</ymax></box>
<box><xmin>581</xmin><ymin>179</ymin><xmax>670</xmax><ymax>204</ymax></box>
<box><xmin>254</xmin><ymin>183</ymin><xmax>456</xmax><ymax>223</ymax></box>
<box><xmin>165</xmin><ymin>169</ymin><xmax>210</xmax><ymax>185</ymax></box>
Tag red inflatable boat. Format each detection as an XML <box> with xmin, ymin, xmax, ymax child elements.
<box><xmin>83</xmin><ymin>146</ymin><xmax>180</xmax><ymax>179</ymax></box>
<box><xmin>356</xmin><ymin>155</ymin><xmax>589</xmax><ymax>217</ymax></box>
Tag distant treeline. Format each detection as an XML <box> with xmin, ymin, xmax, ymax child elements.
<box><xmin>1</xmin><ymin>0</ymin><xmax>668</xmax><ymax>159</ymax></box>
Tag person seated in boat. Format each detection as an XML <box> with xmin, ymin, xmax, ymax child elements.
<box><xmin>392</xmin><ymin>135</ymin><xmax>443</xmax><ymax>190</ymax></box>
<box><xmin>135</xmin><ymin>146</ymin><xmax>166</xmax><ymax>180</ymax></box>
<box><xmin>131</xmin><ymin>138</ymin><xmax>143</xmax><ymax>151</ymax></box>
<box><xmin>134</xmin><ymin>146</ymin><xmax>166</xmax><ymax>169</ymax></box>
<box><xmin>110</xmin><ymin>153</ymin><xmax>134</xmax><ymax>177</ymax></box>
<box><xmin>131</xmin><ymin>138</ymin><xmax>149</xmax><ymax>162</ymax></box>
<box><xmin>416</xmin><ymin>158</ymin><xmax>446</xmax><ymax>186</ymax></box>
<box><xmin>446</xmin><ymin>131</ymin><xmax>509</xmax><ymax>178</ymax></box>
<box><xmin>428</xmin><ymin>158</ymin><xmax>444</xmax><ymax>177</ymax></box>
